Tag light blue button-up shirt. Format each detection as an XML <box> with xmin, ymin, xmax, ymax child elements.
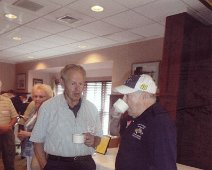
<box><xmin>30</xmin><ymin>94</ymin><xmax>102</xmax><ymax>157</ymax></box>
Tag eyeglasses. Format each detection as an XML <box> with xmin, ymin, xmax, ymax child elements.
<box><xmin>33</xmin><ymin>95</ymin><xmax>46</xmax><ymax>99</ymax></box>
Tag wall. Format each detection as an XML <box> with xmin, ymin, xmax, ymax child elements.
<box><xmin>0</xmin><ymin>62</ymin><xmax>16</xmax><ymax>91</ymax></box>
<box><xmin>15</xmin><ymin>38</ymin><xmax>163</xmax><ymax>92</ymax></box>
<box><xmin>28</xmin><ymin>70</ymin><xmax>53</xmax><ymax>92</ymax></box>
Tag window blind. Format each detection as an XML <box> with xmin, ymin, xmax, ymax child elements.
<box><xmin>84</xmin><ymin>81</ymin><xmax>112</xmax><ymax>135</ymax></box>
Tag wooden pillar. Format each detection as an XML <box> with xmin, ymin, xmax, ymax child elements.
<box><xmin>159</xmin><ymin>12</ymin><xmax>212</xmax><ymax>170</ymax></box>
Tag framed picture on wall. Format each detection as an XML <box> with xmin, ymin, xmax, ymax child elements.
<box><xmin>33</xmin><ymin>78</ymin><xmax>43</xmax><ymax>85</ymax></box>
<box><xmin>17</xmin><ymin>73</ymin><xmax>26</xmax><ymax>90</ymax></box>
<box><xmin>132</xmin><ymin>61</ymin><xmax>160</xmax><ymax>85</ymax></box>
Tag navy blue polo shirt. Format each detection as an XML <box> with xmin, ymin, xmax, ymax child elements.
<box><xmin>115</xmin><ymin>102</ymin><xmax>177</xmax><ymax>170</ymax></box>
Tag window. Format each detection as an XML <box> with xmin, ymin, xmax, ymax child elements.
<box><xmin>55</xmin><ymin>81</ymin><xmax>112</xmax><ymax>135</ymax></box>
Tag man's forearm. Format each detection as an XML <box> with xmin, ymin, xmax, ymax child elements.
<box><xmin>9</xmin><ymin>117</ymin><xmax>17</xmax><ymax>127</ymax></box>
<box><xmin>34</xmin><ymin>143</ymin><xmax>47</xmax><ymax>169</ymax></box>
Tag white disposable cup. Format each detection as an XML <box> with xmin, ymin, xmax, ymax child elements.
<box><xmin>113</xmin><ymin>98</ymin><xmax>129</xmax><ymax>113</ymax></box>
<box><xmin>72</xmin><ymin>134</ymin><xmax>84</xmax><ymax>143</ymax></box>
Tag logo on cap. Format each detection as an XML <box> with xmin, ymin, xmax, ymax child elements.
<box><xmin>140</xmin><ymin>83</ymin><xmax>148</xmax><ymax>91</ymax></box>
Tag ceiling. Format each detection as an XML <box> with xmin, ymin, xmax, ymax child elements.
<box><xmin>0</xmin><ymin>0</ymin><xmax>211</xmax><ymax>64</ymax></box>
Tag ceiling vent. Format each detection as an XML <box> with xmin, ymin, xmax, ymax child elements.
<box><xmin>13</xmin><ymin>0</ymin><xmax>44</xmax><ymax>12</ymax></box>
<box><xmin>57</xmin><ymin>15</ymin><xmax>79</xmax><ymax>24</ymax></box>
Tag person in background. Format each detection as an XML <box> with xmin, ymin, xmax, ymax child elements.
<box><xmin>0</xmin><ymin>80</ymin><xmax>18</xmax><ymax>170</ymax></box>
<box><xmin>11</xmin><ymin>94</ymin><xmax>29</xmax><ymax>116</ymax></box>
<box><xmin>30</xmin><ymin>64</ymin><xmax>102</xmax><ymax>170</ymax></box>
<box><xmin>18</xmin><ymin>84</ymin><xmax>53</xmax><ymax>170</ymax></box>
<box><xmin>114</xmin><ymin>74</ymin><xmax>177</xmax><ymax>170</ymax></box>
<box><xmin>1</xmin><ymin>89</ymin><xmax>16</xmax><ymax>98</ymax></box>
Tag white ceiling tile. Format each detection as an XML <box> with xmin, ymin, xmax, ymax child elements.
<box><xmin>0</xmin><ymin>5</ymin><xmax>39</xmax><ymax>25</ymax></box>
<box><xmin>0</xmin><ymin>50</ymin><xmax>16</xmax><ymax>57</ymax></box>
<box><xmin>0</xmin><ymin>48</ymin><xmax>27</xmax><ymax>57</ymax></box>
<box><xmin>22</xmin><ymin>0</ymin><xmax>61</xmax><ymax>16</ymax></box>
<box><xmin>5</xmin><ymin>45</ymin><xmax>32</xmax><ymax>53</ymax></box>
<box><xmin>187</xmin><ymin>9</ymin><xmax>211</xmax><ymax>25</ymax></box>
<box><xmin>29</xmin><ymin>47</ymin><xmax>71</xmax><ymax>58</ymax></box>
<box><xmin>66</xmin><ymin>0</ymin><xmax>127</xmax><ymax>19</ymax></box>
<box><xmin>131</xmin><ymin>23</ymin><xmax>165</xmax><ymax>37</ymax></box>
<box><xmin>4</xmin><ymin>56</ymin><xmax>30</xmax><ymax>63</ymax></box>
<box><xmin>105</xmin><ymin>31</ymin><xmax>144</xmax><ymax>43</ymax></box>
<box><xmin>47</xmin><ymin>0</ymin><xmax>77</xmax><ymax>6</ymax></box>
<box><xmin>180</xmin><ymin>0</ymin><xmax>206</xmax><ymax>10</ymax></box>
<box><xmin>0</xmin><ymin>0</ymin><xmax>17</xmax><ymax>5</ymax></box>
<box><xmin>78</xmin><ymin>21</ymin><xmax>122</xmax><ymax>36</ymax></box>
<box><xmin>103</xmin><ymin>10</ymin><xmax>154</xmax><ymax>29</ymax></box>
<box><xmin>26</xmin><ymin>18</ymin><xmax>70</xmax><ymax>34</ymax></box>
<box><xmin>0</xmin><ymin>19</ymin><xmax>20</xmax><ymax>34</ymax></box>
<box><xmin>46</xmin><ymin>45</ymin><xmax>76</xmax><ymax>53</ymax></box>
<box><xmin>48</xmin><ymin>42</ymin><xmax>98</xmax><ymax>54</ymax></box>
<box><xmin>0</xmin><ymin>33</ymin><xmax>33</xmax><ymax>44</ymax></box>
<box><xmin>44</xmin><ymin>7</ymin><xmax>96</xmax><ymax>28</ymax></box>
<box><xmin>82</xmin><ymin>37</ymin><xmax>117</xmax><ymax>47</ymax></box>
<box><xmin>134</xmin><ymin>0</ymin><xmax>188</xmax><ymax>21</ymax></box>
<box><xmin>1</xmin><ymin>26</ymin><xmax>51</xmax><ymax>41</ymax></box>
<box><xmin>67</xmin><ymin>41</ymin><xmax>97</xmax><ymax>49</ymax></box>
<box><xmin>41</xmin><ymin>35</ymin><xmax>76</xmax><ymax>46</ymax></box>
<box><xmin>58</xmin><ymin>29</ymin><xmax>96</xmax><ymax>41</ymax></box>
<box><xmin>114</xmin><ymin>0</ymin><xmax>158</xmax><ymax>8</ymax></box>
<box><xmin>0</xmin><ymin>38</ymin><xmax>23</xmax><ymax>50</ymax></box>
<box><xmin>0</xmin><ymin>43</ymin><xmax>10</xmax><ymax>51</ymax></box>
<box><xmin>19</xmin><ymin>40</ymin><xmax>58</xmax><ymax>52</ymax></box>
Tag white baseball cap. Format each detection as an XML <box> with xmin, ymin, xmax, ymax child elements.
<box><xmin>114</xmin><ymin>74</ymin><xmax>157</xmax><ymax>94</ymax></box>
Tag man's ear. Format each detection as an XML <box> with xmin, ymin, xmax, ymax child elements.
<box><xmin>60</xmin><ymin>78</ymin><xmax>65</xmax><ymax>88</ymax></box>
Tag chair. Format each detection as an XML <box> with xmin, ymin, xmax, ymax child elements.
<box><xmin>108</xmin><ymin>136</ymin><xmax>120</xmax><ymax>148</ymax></box>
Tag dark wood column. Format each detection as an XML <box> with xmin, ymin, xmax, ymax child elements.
<box><xmin>159</xmin><ymin>13</ymin><xmax>212</xmax><ymax>170</ymax></box>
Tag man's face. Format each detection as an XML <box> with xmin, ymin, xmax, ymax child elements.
<box><xmin>123</xmin><ymin>92</ymin><xmax>142</xmax><ymax>117</ymax></box>
<box><xmin>62</xmin><ymin>70</ymin><xmax>85</xmax><ymax>103</ymax></box>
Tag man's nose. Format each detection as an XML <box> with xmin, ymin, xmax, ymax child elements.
<box><xmin>76</xmin><ymin>84</ymin><xmax>82</xmax><ymax>90</ymax></box>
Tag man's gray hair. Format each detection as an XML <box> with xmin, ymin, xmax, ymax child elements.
<box><xmin>60</xmin><ymin>64</ymin><xmax>86</xmax><ymax>81</ymax></box>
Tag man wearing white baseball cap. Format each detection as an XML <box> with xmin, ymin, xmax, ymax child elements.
<box><xmin>113</xmin><ymin>74</ymin><xmax>177</xmax><ymax>170</ymax></box>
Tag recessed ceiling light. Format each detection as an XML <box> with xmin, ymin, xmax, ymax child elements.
<box><xmin>5</xmin><ymin>13</ymin><xmax>17</xmax><ymax>19</ymax></box>
<box><xmin>12</xmin><ymin>36</ymin><xmax>22</xmax><ymax>41</ymax></box>
<box><xmin>91</xmin><ymin>5</ymin><xmax>104</xmax><ymax>12</ymax></box>
<box><xmin>78</xmin><ymin>45</ymin><xmax>87</xmax><ymax>48</ymax></box>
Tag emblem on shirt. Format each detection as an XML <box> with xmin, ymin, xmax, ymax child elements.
<box><xmin>132</xmin><ymin>124</ymin><xmax>146</xmax><ymax>140</ymax></box>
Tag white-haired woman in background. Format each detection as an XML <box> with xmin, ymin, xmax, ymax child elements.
<box><xmin>18</xmin><ymin>84</ymin><xmax>53</xmax><ymax>170</ymax></box>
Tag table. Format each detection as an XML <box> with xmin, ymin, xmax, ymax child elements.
<box><xmin>93</xmin><ymin>148</ymin><xmax>117</xmax><ymax>170</ymax></box>
<box><xmin>92</xmin><ymin>148</ymin><xmax>203</xmax><ymax>170</ymax></box>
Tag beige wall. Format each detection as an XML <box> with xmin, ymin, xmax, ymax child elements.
<box><xmin>15</xmin><ymin>38</ymin><xmax>163</xmax><ymax>92</ymax></box>
<box><xmin>28</xmin><ymin>70</ymin><xmax>53</xmax><ymax>92</ymax></box>
<box><xmin>0</xmin><ymin>62</ymin><xmax>16</xmax><ymax>91</ymax></box>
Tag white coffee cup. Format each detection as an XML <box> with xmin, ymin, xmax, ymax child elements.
<box><xmin>72</xmin><ymin>134</ymin><xmax>84</xmax><ymax>144</ymax></box>
<box><xmin>113</xmin><ymin>98</ymin><xmax>129</xmax><ymax>113</ymax></box>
